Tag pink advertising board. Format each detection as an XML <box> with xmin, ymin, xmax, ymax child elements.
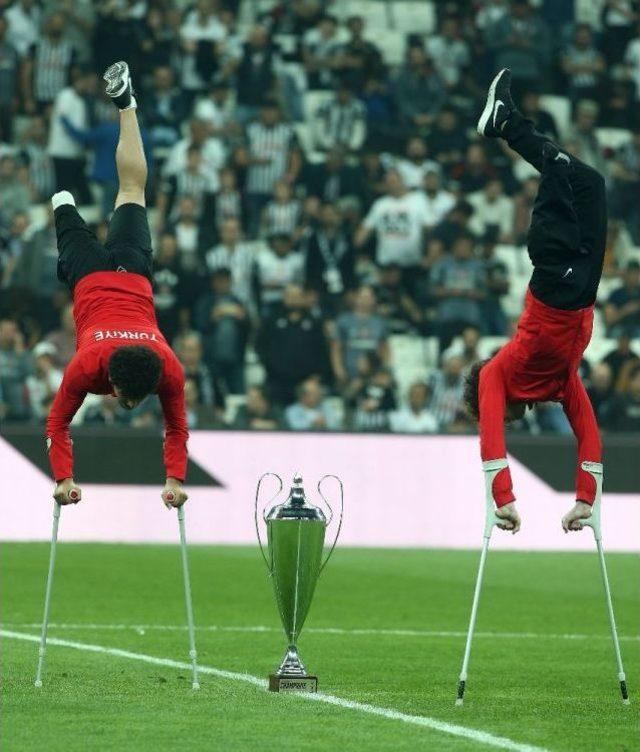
<box><xmin>1</xmin><ymin>432</ymin><xmax>638</xmax><ymax>551</ymax></box>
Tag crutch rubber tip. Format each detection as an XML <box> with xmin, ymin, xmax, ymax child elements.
<box><xmin>623</xmin><ymin>698</ymin><xmax>630</xmax><ymax>705</ymax></box>
<box><xmin>34</xmin><ymin>679</ymin><xmax>42</xmax><ymax>688</ymax></box>
<box><xmin>455</xmin><ymin>698</ymin><xmax>464</xmax><ymax>707</ymax></box>
<box><xmin>192</xmin><ymin>682</ymin><xmax>200</xmax><ymax>690</ymax></box>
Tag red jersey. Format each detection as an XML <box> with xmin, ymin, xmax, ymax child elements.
<box><xmin>479</xmin><ymin>289</ymin><xmax>601</xmax><ymax>507</ymax></box>
<box><xmin>46</xmin><ymin>272</ymin><xmax>188</xmax><ymax>482</ymax></box>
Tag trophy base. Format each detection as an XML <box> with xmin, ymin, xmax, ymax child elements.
<box><xmin>269</xmin><ymin>674</ymin><xmax>318</xmax><ymax>693</ymax></box>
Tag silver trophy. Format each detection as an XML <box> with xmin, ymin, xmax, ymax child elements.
<box><xmin>255</xmin><ymin>473</ymin><xmax>343</xmax><ymax>692</ymax></box>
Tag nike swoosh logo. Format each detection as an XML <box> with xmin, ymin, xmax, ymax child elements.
<box><xmin>493</xmin><ymin>100</ymin><xmax>504</xmax><ymax>128</ymax></box>
<box><xmin>562</xmin><ymin>267</ymin><xmax>573</xmax><ymax>278</ymax></box>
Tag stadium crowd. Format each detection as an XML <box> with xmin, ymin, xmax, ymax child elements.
<box><xmin>1</xmin><ymin>0</ymin><xmax>640</xmax><ymax>435</ymax></box>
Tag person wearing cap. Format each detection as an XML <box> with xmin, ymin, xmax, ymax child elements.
<box><xmin>26</xmin><ymin>341</ymin><xmax>63</xmax><ymax>422</ymax></box>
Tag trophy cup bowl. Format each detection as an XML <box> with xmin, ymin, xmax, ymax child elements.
<box><xmin>255</xmin><ymin>472</ymin><xmax>343</xmax><ymax>693</ymax></box>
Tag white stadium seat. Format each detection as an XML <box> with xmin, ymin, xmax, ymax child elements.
<box><xmin>595</xmin><ymin>128</ymin><xmax>632</xmax><ymax>152</ymax></box>
<box><xmin>366</xmin><ymin>30</ymin><xmax>406</xmax><ymax>66</ymax></box>
<box><xmin>584</xmin><ymin>337</ymin><xmax>617</xmax><ymax>366</ymax></box>
<box><xmin>391</xmin><ymin>1</ymin><xmax>436</xmax><ymax>34</ymax></box>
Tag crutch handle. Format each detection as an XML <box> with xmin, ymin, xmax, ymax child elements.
<box><xmin>482</xmin><ymin>459</ymin><xmax>509</xmax><ymax>538</ymax></box>
<box><xmin>577</xmin><ymin>461</ymin><xmax>603</xmax><ymax>540</ymax></box>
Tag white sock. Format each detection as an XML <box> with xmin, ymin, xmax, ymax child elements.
<box><xmin>51</xmin><ymin>190</ymin><xmax>76</xmax><ymax>210</ymax></box>
<box><xmin>121</xmin><ymin>95</ymin><xmax>137</xmax><ymax>111</ymax></box>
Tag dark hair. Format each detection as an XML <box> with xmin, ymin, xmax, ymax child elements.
<box><xmin>462</xmin><ymin>359</ymin><xmax>490</xmax><ymax>421</ymax></box>
<box><xmin>108</xmin><ymin>346</ymin><xmax>162</xmax><ymax>399</ymax></box>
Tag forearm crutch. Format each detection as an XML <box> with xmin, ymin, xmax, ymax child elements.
<box><xmin>175</xmin><ymin>504</ymin><xmax>200</xmax><ymax>690</ymax></box>
<box><xmin>455</xmin><ymin>458</ymin><xmax>508</xmax><ymax>706</ymax></box>
<box><xmin>578</xmin><ymin>461</ymin><xmax>630</xmax><ymax>705</ymax></box>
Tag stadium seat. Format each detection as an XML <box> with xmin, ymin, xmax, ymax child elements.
<box><xmin>391</xmin><ymin>1</ymin><xmax>436</xmax><ymax>34</ymax></box>
<box><xmin>389</xmin><ymin>334</ymin><xmax>426</xmax><ymax>367</ymax></box>
<box><xmin>584</xmin><ymin>337</ymin><xmax>617</xmax><ymax>365</ymax></box>
<box><xmin>344</xmin><ymin>1</ymin><xmax>389</xmax><ymax>29</ymax></box>
<box><xmin>539</xmin><ymin>95</ymin><xmax>572</xmax><ymax>139</ymax></box>
<box><xmin>367</xmin><ymin>30</ymin><xmax>407</xmax><ymax>66</ymax></box>
<box><xmin>303</xmin><ymin>90</ymin><xmax>333</xmax><ymax>124</ymax></box>
<box><xmin>224</xmin><ymin>394</ymin><xmax>247</xmax><ymax>425</ymax></box>
<box><xmin>423</xmin><ymin>336</ymin><xmax>440</xmax><ymax>368</ymax></box>
<box><xmin>478</xmin><ymin>336</ymin><xmax>509</xmax><ymax>359</ymax></box>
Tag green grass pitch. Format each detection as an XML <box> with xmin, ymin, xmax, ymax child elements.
<box><xmin>1</xmin><ymin>543</ymin><xmax>638</xmax><ymax>751</ymax></box>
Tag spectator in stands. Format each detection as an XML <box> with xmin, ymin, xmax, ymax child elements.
<box><xmin>443</xmin><ymin>325</ymin><xmax>482</xmax><ymax>369</ymax></box>
<box><xmin>432</xmin><ymin>201</ymin><xmax>474</xmax><ymax>247</ymax></box>
<box><xmin>355</xmin><ymin>170</ymin><xmax>429</xmax><ymax>269</ymax></box>
<box><xmin>431</xmin><ymin>233</ymin><xmax>487</xmax><ymax>351</ymax></box>
<box><xmin>255</xmin><ymin>233</ymin><xmax>304</xmax><ymax>317</ymax></box>
<box><xmin>608</xmin><ymin>365</ymin><xmax>640</xmax><ymax>431</ymax></box>
<box><xmin>512</xmin><ymin>176</ymin><xmax>539</xmax><ymax>245</ymax></box>
<box><xmin>587</xmin><ymin>362</ymin><xmax>619</xmax><ymax>429</ymax></box>
<box><xmin>262</xmin><ymin>181</ymin><xmax>302</xmax><ymax>238</ymax></box>
<box><xmin>468</xmin><ymin>178</ymin><xmax>514</xmax><ymax>242</ymax></box>
<box><xmin>480</xmin><ymin>230</ymin><xmax>509</xmax><ymax>336</ymax></box>
<box><xmin>451</xmin><ymin>143</ymin><xmax>497</xmax><ymax>194</ymax></box>
<box><xmin>304</xmin><ymin>202</ymin><xmax>355</xmax><ymax>314</ymax></box>
<box><xmin>193</xmin><ymin>79</ymin><xmax>237</xmax><ymax>140</ymax></box>
<box><xmin>157</xmin><ymin>145</ymin><xmax>210</xmax><ymax>233</ymax></box>
<box><xmin>143</xmin><ymin>66</ymin><xmax>188</xmax><ymax>147</ymax></box>
<box><xmin>302</xmin><ymin>14</ymin><xmax>343</xmax><ymax>90</ymax></box>
<box><xmin>259</xmin><ymin>284</ymin><xmax>330</xmax><ymax>405</ymax></box>
<box><xmin>0</xmin><ymin>156</ymin><xmax>31</xmax><ymax>227</ymax></box>
<box><xmin>6</xmin><ymin>0</ymin><xmax>42</xmax><ymax>58</ymax></box>
<box><xmin>0</xmin><ymin>212</ymin><xmax>30</xmax><ymax>289</ymax></box>
<box><xmin>315</xmin><ymin>82</ymin><xmax>367</xmax><ymax>153</ymax></box>
<box><xmin>206</xmin><ymin>217</ymin><xmax>255</xmax><ymax>310</ymax></box>
<box><xmin>426</xmin><ymin>15</ymin><xmax>471</xmax><ymax>91</ymax></box>
<box><xmin>178</xmin><ymin>0</ymin><xmax>227</xmax><ymax>103</ymax></box>
<box><xmin>427</xmin><ymin>108</ymin><xmax>469</xmax><ymax>170</ymax></box>
<box><xmin>21</xmin><ymin>12</ymin><xmax>76</xmax><ymax>114</ymax></box>
<box><xmin>423</xmin><ymin>170</ymin><xmax>457</xmax><ymax>229</ymax></box>
<box><xmin>624</xmin><ymin>24</ymin><xmax>640</xmax><ymax>103</ymax></box>
<box><xmin>194</xmin><ymin>267</ymin><xmax>249</xmax><ymax>396</ymax></box>
<box><xmin>238</xmin><ymin>100</ymin><xmax>301</xmax><ymax>237</ymax></box>
<box><xmin>213</xmin><ymin>167</ymin><xmax>243</xmax><ymax>235</ymax></box>
<box><xmin>165</xmin><ymin>196</ymin><xmax>202</xmax><ymax>273</ymax></box>
<box><xmin>152</xmin><ymin>232</ymin><xmax>191</xmax><ymax>345</ymax></box>
<box><xmin>390</xmin><ymin>382</ymin><xmax>439</xmax><ymax>434</ymax></box>
<box><xmin>303</xmin><ymin>148</ymin><xmax>362</xmax><ymax>203</ymax></box>
<box><xmin>485</xmin><ymin>0</ymin><xmax>550</xmax><ymax>96</ymax></box>
<box><xmin>83</xmin><ymin>395</ymin><xmax>131</xmax><ymax>426</ymax></box>
<box><xmin>0</xmin><ymin>17</ymin><xmax>19</xmax><ymax>142</ymax></box>
<box><xmin>567</xmin><ymin>100</ymin><xmax>607</xmax><ymax>175</ymax></box>
<box><xmin>428</xmin><ymin>353</ymin><xmax>467</xmax><ymax>432</ymax></box>
<box><xmin>232</xmin><ymin>385</ymin><xmax>281</xmax><ymax>431</ymax></box>
<box><xmin>609</xmin><ymin>128</ymin><xmax>640</xmax><ymax>243</ymax></box>
<box><xmin>175</xmin><ymin>332</ymin><xmax>217</xmax><ymax>408</ymax></box>
<box><xmin>394</xmin><ymin>46</ymin><xmax>447</xmax><ymax>132</ymax></box>
<box><xmin>346</xmin><ymin>352</ymin><xmax>396</xmax><ymax>432</ymax></box>
<box><xmin>285</xmin><ymin>377</ymin><xmax>341</xmax><ymax>431</ymax></box>
<box><xmin>18</xmin><ymin>116</ymin><xmax>55</xmax><ymax>202</ymax></box>
<box><xmin>331</xmin><ymin>285</ymin><xmax>389</xmax><ymax>384</ymax></box>
<box><xmin>562</xmin><ymin>24</ymin><xmax>606</xmax><ymax>104</ymax></box>
<box><xmin>603</xmin><ymin>331</ymin><xmax>640</xmax><ymax>389</ymax></box>
<box><xmin>0</xmin><ymin>319</ymin><xmax>31</xmax><ymax>422</ymax></box>
<box><xmin>604</xmin><ymin>261</ymin><xmax>640</xmax><ymax>338</ymax></box>
<box><xmin>375</xmin><ymin>264</ymin><xmax>422</xmax><ymax>334</ymax></box>
<box><xmin>25</xmin><ymin>341</ymin><xmax>62</xmax><ymax>421</ymax></box>
<box><xmin>383</xmin><ymin>137</ymin><xmax>440</xmax><ymax>191</ymax></box>
<box><xmin>601</xmin><ymin>0</ymin><xmax>637</xmax><ymax>66</ymax></box>
<box><xmin>47</xmin><ymin>67</ymin><xmax>95</xmax><ymax>203</ymax></box>
<box><xmin>335</xmin><ymin>15</ymin><xmax>383</xmax><ymax>90</ymax></box>
<box><xmin>184</xmin><ymin>377</ymin><xmax>220</xmax><ymax>429</ymax></box>
<box><xmin>138</xmin><ymin>7</ymin><xmax>178</xmax><ymax>77</ymax></box>
<box><xmin>12</xmin><ymin>208</ymin><xmax>61</xmax><ymax>333</ymax></box>
<box><xmin>45</xmin><ymin>303</ymin><xmax>75</xmax><ymax>369</ymax></box>
<box><xmin>519</xmin><ymin>90</ymin><xmax>559</xmax><ymax>140</ymax></box>
<box><xmin>163</xmin><ymin>118</ymin><xmax>226</xmax><ymax>195</ymax></box>
<box><xmin>234</xmin><ymin>25</ymin><xmax>277</xmax><ymax>121</ymax></box>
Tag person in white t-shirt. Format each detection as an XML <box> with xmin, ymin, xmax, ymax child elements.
<box><xmin>422</xmin><ymin>170</ymin><xmax>456</xmax><ymax>228</ymax></box>
<box><xmin>468</xmin><ymin>178</ymin><xmax>515</xmax><ymax>242</ymax></box>
<box><xmin>163</xmin><ymin>119</ymin><xmax>226</xmax><ymax>192</ymax></box>
<box><xmin>355</xmin><ymin>170</ymin><xmax>429</xmax><ymax>268</ymax></box>
<box><xmin>390</xmin><ymin>382</ymin><xmax>439</xmax><ymax>434</ymax></box>
<box><xmin>382</xmin><ymin>136</ymin><xmax>441</xmax><ymax>190</ymax></box>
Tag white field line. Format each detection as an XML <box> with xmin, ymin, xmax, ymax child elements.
<box><xmin>1</xmin><ymin>629</ymin><xmax>549</xmax><ymax>752</ymax></box>
<box><xmin>2</xmin><ymin>622</ymin><xmax>639</xmax><ymax>641</ymax></box>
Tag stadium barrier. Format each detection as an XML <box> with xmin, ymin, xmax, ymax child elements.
<box><xmin>1</xmin><ymin>427</ymin><xmax>638</xmax><ymax>551</ymax></box>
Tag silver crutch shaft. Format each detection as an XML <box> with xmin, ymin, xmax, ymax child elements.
<box><xmin>177</xmin><ymin>506</ymin><xmax>200</xmax><ymax>690</ymax></box>
<box><xmin>35</xmin><ymin>501</ymin><xmax>62</xmax><ymax>687</ymax></box>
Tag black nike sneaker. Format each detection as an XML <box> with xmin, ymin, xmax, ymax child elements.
<box><xmin>542</xmin><ymin>141</ymin><xmax>571</xmax><ymax>168</ymax></box>
<box><xmin>477</xmin><ymin>68</ymin><xmax>514</xmax><ymax>138</ymax></box>
<box><xmin>103</xmin><ymin>61</ymin><xmax>136</xmax><ymax>110</ymax></box>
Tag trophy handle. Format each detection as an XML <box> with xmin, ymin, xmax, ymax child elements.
<box><xmin>255</xmin><ymin>472</ymin><xmax>283</xmax><ymax>571</ymax></box>
<box><xmin>317</xmin><ymin>474</ymin><xmax>344</xmax><ymax>575</ymax></box>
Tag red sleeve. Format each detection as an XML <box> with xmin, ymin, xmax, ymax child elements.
<box><xmin>479</xmin><ymin>361</ymin><xmax>515</xmax><ymax>507</ymax></box>
<box><xmin>158</xmin><ymin>372</ymin><xmax>189</xmax><ymax>482</ymax></box>
<box><xmin>45</xmin><ymin>358</ymin><xmax>87</xmax><ymax>482</ymax></box>
<box><xmin>562</xmin><ymin>371</ymin><xmax>602</xmax><ymax>505</ymax></box>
